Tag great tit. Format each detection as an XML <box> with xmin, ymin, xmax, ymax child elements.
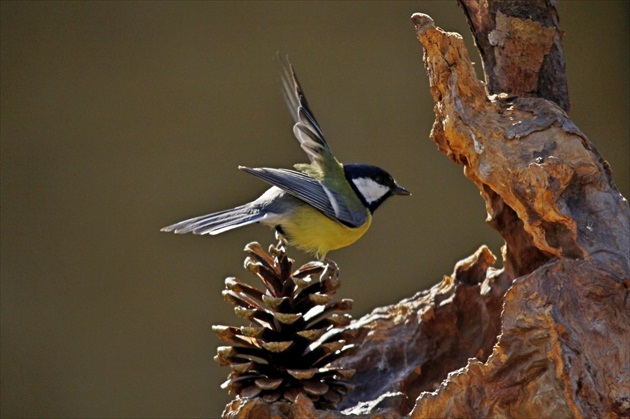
<box><xmin>161</xmin><ymin>57</ymin><xmax>410</xmax><ymax>259</ymax></box>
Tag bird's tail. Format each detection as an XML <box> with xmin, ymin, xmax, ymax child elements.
<box><xmin>160</xmin><ymin>205</ymin><xmax>265</xmax><ymax>236</ymax></box>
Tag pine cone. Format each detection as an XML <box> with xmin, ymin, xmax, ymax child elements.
<box><xmin>213</xmin><ymin>234</ymin><xmax>356</xmax><ymax>409</ymax></box>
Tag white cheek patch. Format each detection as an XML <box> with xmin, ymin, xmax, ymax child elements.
<box><xmin>352</xmin><ymin>177</ymin><xmax>390</xmax><ymax>204</ymax></box>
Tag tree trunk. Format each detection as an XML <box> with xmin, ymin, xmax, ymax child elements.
<box><xmin>222</xmin><ymin>3</ymin><xmax>629</xmax><ymax>418</ymax></box>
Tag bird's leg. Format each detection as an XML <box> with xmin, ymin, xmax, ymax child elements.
<box><xmin>274</xmin><ymin>230</ymin><xmax>289</xmax><ymax>249</ymax></box>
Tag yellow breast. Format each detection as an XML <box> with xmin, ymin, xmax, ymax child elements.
<box><xmin>280</xmin><ymin>204</ymin><xmax>372</xmax><ymax>259</ymax></box>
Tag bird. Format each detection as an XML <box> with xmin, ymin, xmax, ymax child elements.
<box><xmin>161</xmin><ymin>56</ymin><xmax>410</xmax><ymax>259</ymax></box>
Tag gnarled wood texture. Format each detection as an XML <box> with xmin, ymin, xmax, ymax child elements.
<box><xmin>222</xmin><ymin>4</ymin><xmax>629</xmax><ymax>418</ymax></box>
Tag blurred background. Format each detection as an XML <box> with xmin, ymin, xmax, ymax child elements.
<box><xmin>1</xmin><ymin>1</ymin><xmax>627</xmax><ymax>417</ymax></box>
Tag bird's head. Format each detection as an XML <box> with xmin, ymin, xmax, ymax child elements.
<box><xmin>343</xmin><ymin>164</ymin><xmax>410</xmax><ymax>213</ymax></box>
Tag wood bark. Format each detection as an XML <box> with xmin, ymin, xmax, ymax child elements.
<box><xmin>457</xmin><ymin>0</ymin><xmax>570</xmax><ymax>112</ymax></box>
<box><xmin>222</xmin><ymin>4</ymin><xmax>629</xmax><ymax>418</ymax></box>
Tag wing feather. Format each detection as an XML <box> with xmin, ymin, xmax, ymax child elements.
<box><xmin>239</xmin><ymin>166</ymin><xmax>367</xmax><ymax>228</ymax></box>
<box><xmin>277</xmin><ymin>55</ymin><xmax>333</xmax><ymax>167</ymax></box>
<box><xmin>274</xmin><ymin>55</ymin><xmax>369</xmax><ymax>224</ymax></box>
<box><xmin>277</xmin><ymin>55</ymin><xmax>326</xmax><ymax>141</ymax></box>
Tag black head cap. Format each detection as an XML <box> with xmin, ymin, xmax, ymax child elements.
<box><xmin>343</xmin><ymin>164</ymin><xmax>410</xmax><ymax>213</ymax></box>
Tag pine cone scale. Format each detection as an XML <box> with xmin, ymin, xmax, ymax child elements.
<box><xmin>213</xmin><ymin>235</ymin><xmax>356</xmax><ymax>409</ymax></box>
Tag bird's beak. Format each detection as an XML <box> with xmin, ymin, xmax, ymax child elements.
<box><xmin>393</xmin><ymin>184</ymin><xmax>411</xmax><ymax>196</ymax></box>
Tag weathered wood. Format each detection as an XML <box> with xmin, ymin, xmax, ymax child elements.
<box><xmin>222</xmin><ymin>6</ymin><xmax>629</xmax><ymax>418</ymax></box>
<box><xmin>336</xmin><ymin>246</ymin><xmax>511</xmax><ymax>414</ymax></box>
<box><xmin>407</xmin><ymin>11</ymin><xmax>629</xmax><ymax>417</ymax></box>
<box><xmin>412</xmin><ymin>259</ymin><xmax>629</xmax><ymax>418</ymax></box>
<box><xmin>457</xmin><ymin>0</ymin><xmax>570</xmax><ymax>112</ymax></box>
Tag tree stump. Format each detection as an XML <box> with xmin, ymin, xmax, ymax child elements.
<box><xmin>222</xmin><ymin>4</ymin><xmax>629</xmax><ymax>418</ymax></box>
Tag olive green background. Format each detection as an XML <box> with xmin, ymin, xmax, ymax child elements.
<box><xmin>1</xmin><ymin>1</ymin><xmax>627</xmax><ymax>418</ymax></box>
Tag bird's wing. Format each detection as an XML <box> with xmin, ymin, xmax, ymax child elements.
<box><xmin>277</xmin><ymin>55</ymin><xmax>368</xmax><ymax>219</ymax></box>
<box><xmin>277</xmin><ymin>55</ymin><xmax>340</xmax><ymax>177</ymax></box>
<box><xmin>239</xmin><ymin>166</ymin><xmax>368</xmax><ymax>228</ymax></box>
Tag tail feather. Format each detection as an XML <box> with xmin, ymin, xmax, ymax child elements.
<box><xmin>161</xmin><ymin>205</ymin><xmax>265</xmax><ymax>236</ymax></box>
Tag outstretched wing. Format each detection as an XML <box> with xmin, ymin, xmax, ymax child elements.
<box><xmin>239</xmin><ymin>166</ymin><xmax>368</xmax><ymax>228</ymax></box>
<box><xmin>277</xmin><ymin>55</ymin><xmax>324</xmax><ymax>140</ymax></box>
<box><xmin>277</xmin><ymin>55</ymin><xmax>368</xmax><ymax>220</ymax></box>
<box><xmin>277</xmin><ymin>55</ymin><xmax>343</xmax><ymax>177</ymax></box>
